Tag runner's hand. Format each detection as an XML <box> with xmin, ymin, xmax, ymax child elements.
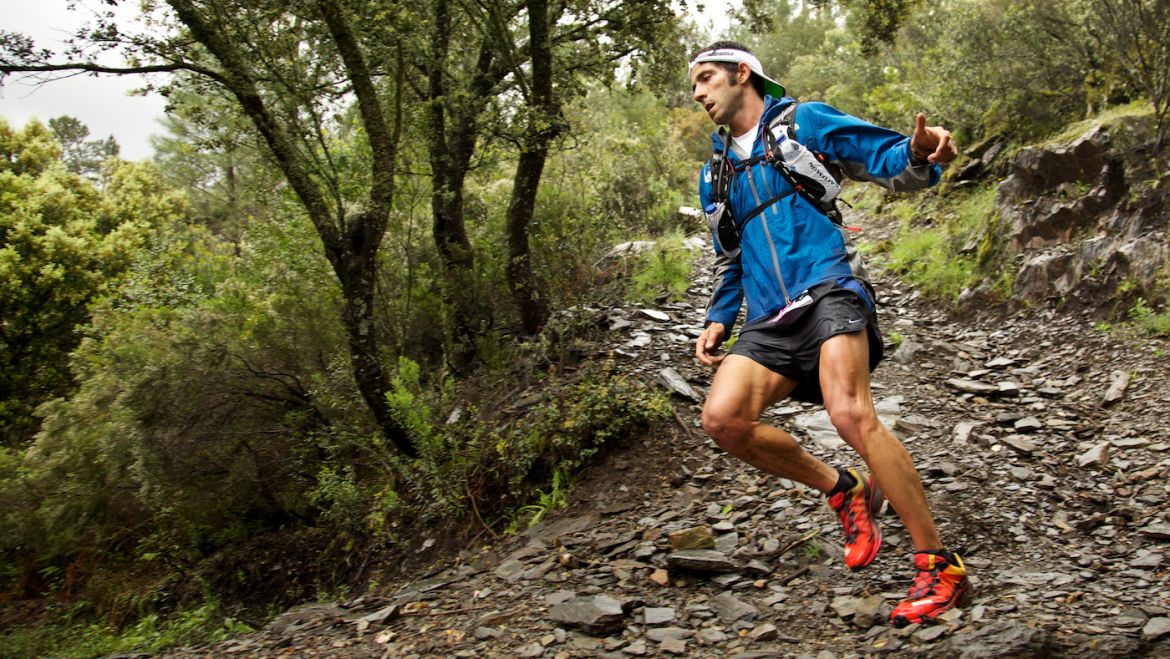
<box><xmin>910</xmin><ymin>112</ymin><xmax>958</xmax><ymax>164</ymax></box>
<box><xmin>696</xmin><ymin>322</ymin><xmax>727</xmax><ymax>367</ymax></box>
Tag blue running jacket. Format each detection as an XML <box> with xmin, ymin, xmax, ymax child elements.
<box><xmin>699</xmin><ymin>97</ymin><xmax>942</xmax><ymax>334</ymax></box>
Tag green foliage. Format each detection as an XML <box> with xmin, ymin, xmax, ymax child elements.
<box><xmin>509</xmin><ymin>467</ymin><xmax>572</xmax><ymax>532</ymax></box>
<box><xmin>517</xmin><ymin>85</ymin><xmax>700</xmax><ymax>306</ymax></box>
<box><xmin>0</xmin><ymin>118</ymin><xmax>179</xmax><ymax>445</ymax></box>
<box><xmin>888</xmin><ymin>331</ymin><xmax>904</xmax><ymax>350</ymax></box>
<box><xmin>629</xmin><ymin>231</ymin><xmax>698</xmax><ymax>303</ymax></box>
<box><xmin>395</xmin><ymin>358</ymin><xmax>672</xmax><ymax>532</ymax></box>
<box><xmin>0</xmin><ymin>201</ymin><xmax>358</xmax><ymax>592</ymax></box>
<box><xmin>48</xmin><ymin>115</ymin><xmax>120</xmax><ymax>181</ymax></box>
<box><xmin>1090</xmin><ymin>0</ymin><xmax>1170</xmax><ymax>147</ymax></box>
<box><xmin>0</xmin><ymin>600</ymin><xmax>252</xmax><ymax>659</ymax></box>
<box><xmin>1128</xmin><ymin>298</ymin><xmax>1170</xmax><ymax>336</ymax></box>
<box><xmin>884</xmin><ymin>186</ymin><xmax>1001</xmax><ymax>302</ymax></box>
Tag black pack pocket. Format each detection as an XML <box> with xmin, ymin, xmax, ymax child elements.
<box><xmin>705</xmin><ymin>202</ymin><xmax>740</xmax><ymax>259</ymax></box>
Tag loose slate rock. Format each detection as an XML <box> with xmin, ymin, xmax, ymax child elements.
<box><xmin>657</xmin><ymin>367</ymin><xmax>700</xmax><ymax>401</ymax></box>
<box><xmin>643</xmin><ymin>607</ymin><xmax>676</xmax><ymax>625</ymax></box>
<box><xmin>947</xmin><ymin>621</ymin><xmax>1051</xmax><ymax>658</ymax></box>
<box><xmin>1139</xmin><ymin>523</ymin><xmax>1170</xmax><ymax>540</ymax></box>
<box><xmin>1000</xmin><ymin>435</ymin><xmax>1038</xmax><ymax>455</ymax></box>
<box><xmin>668</xmin><ymin>526</ymin><xmax>716</xmax><ymax>551</ymax></box>
<box><xmin>548</xmin><ymin>594</ymin><xmax>626</xmax><ymax>635</ymax></box>
<box><xmin>646</xmin><ymin>627</ymin><xmax>694</xmax><ymax>642</ymax></box>
<box><xmin>665</xmin><ymin>549</ymin><xmax>741</xmax><ymax>573</ymax></box>
<box><xmin>1142</xmin><ymin>617</ymin><xmax>1170</xmax><ymax>641</ymax></box>
<box><xmin>1077</xmin><ymin>441</ymin><xmax>1110</xmax><ymax>468</ymax></box>
<box><xmin>912</xmin><ymin>624</ymin><xmax>948</xmax><ymax>644</ymax></box>
<box><xmin>750</xmin><ymin>623</ymin><xmax>779</xmax><ymax>641</ymax></box>
<box><xmin>1102</xmin><ymin>370</ymin><xmax>1130</xmax><ymax>407</ymax></box>
<box><xmin>711</xmin><ymin>591</ymin><xmax>758</xmax><ymax>623</ymax></box>
<box><xmin>946</xmin><ymin>379</ymin><xmax>999</xmax><ymax>395</ymax></box>
<box><xmin>1013</xmin><ymin>417</ymin><xmax>1044</xmax><ymax>432</ymax></box>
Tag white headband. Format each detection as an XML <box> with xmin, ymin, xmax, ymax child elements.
<box><xmin>688</xmin><ymin>48</ymin><xmax>786</xmax><ymax>98</ymax></box>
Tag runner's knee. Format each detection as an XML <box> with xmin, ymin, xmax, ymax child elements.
<box><xmin>827</xmin><ymin>401</ymin><xmax>882</xmax><ymax>448</ymax></box>
<box><xmin>701</xmin><ymin>405</ymin><xmax>753</xmax><ymax>450</ymax></box>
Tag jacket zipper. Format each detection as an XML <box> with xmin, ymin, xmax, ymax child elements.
<box><xmin>744</xmin><ymin>160</ymin><xmax>791</xmax><ymax>305</ymax></box>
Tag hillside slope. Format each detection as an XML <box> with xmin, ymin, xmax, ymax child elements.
<box><xmin>152</xmin><ymin>205</ymin><xmax>1170</xmax><ymax>658</ymax></box>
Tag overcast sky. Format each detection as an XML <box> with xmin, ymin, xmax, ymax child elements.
<box><xmin>1</xmin><ymin>1</ymin><xmax>727</xmax><ymax>163</ymax></box>
<box><xmin>0</xmin><ymin>1</ymin><xmax>169</xmax><ymax>161</ymax></box>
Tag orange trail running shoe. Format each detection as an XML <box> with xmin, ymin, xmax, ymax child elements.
<box><xmin>826</xmin><ymin>468</ymin><xmax>883</xmax><ymax>571</ymax></box>
<box><xmin>890</xmin><ymin>550</ymin><xmax>973</xmax><ymax>628</ymax></box>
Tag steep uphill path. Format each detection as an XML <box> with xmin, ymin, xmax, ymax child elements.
<box><xmin>156</xmin><ymin>221</ymin><xmax>1170</xmax><ymax>659</ymax></box>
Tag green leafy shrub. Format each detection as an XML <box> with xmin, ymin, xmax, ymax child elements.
<box><xmin>629</xmin><ymin>230</ymin><xmax>698</xmax><ymax>303</ymax></box>
<box><xmin>0</xmin><ymin>600</ymin><xmax>251</xmax><ymax>659</ymax></box>
<box><xmin>883</xmin><ymin>186</ymin><xmax>1001</xmax><ymax>302</ymax></box>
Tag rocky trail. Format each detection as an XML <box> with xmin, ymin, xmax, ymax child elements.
<box><xmin>152</xmin><ymin>222</ymin><xmax>1170</xmax><ymax>658</ymax></box>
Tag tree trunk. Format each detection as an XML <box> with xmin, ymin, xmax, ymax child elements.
<box><xmin>168</xmin><ymin>0</ymin><xmax>417</xmax><ymax>457</ymax></box>
<box><xmin>333</xmin><ymin>237</ymin><xmax>417</xmax><ymax>457</ymax></box>
<box><xmin>425</xmin><ymin>0</ymin><xmax>498</xmax><ymax>369</ymax></box>
<box><xmin>505</xmin><ymin>0</ymin><xmax>559</xmax><ymax>334</ymax></box>
<box><xmin>506</xmin><ymin>149</ymin><xmax>550</xmax><ymax>334</ymax></box>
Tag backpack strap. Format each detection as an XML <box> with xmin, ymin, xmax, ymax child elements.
<box><xmin>707</xmin><ymin>102</ymin><xmax>851</xmax><ymax>232</ymax></box>
<box><xmin>763</xmin><ymin>102</ymin><xmax>848</xmax><ymax>227</ymax></box>
<box><xmin>708</xmin><ymin>127</ymin><xmax>735</xmax><ymax>205</ymax></box>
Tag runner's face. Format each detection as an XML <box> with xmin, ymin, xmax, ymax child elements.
<box><xmin>691</xmin><ymin>62</ymin><xmax>745</xmax><ymax>126</ymax></box>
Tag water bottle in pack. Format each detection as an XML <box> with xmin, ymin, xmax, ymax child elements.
<box><xmin>766</xmin><ymin>123</ymin><xmax>841</xmax><ymax>205</ymax></box>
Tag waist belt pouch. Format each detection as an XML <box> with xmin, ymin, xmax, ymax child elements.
<box><xmin>705</xmin><ymin>202</ymin><xmax>740</xmax><ymax>259</ymax></box>
<box><xmin>765</xmin><ymin>280</ymin><xmax>837</xmax><ymax>328</ymax></box>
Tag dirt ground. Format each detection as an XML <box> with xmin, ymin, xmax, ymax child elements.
<box><xmin>155</xmin><ymin>217</ymin><xmax>1170</xmax><ymax>659</ymax></box>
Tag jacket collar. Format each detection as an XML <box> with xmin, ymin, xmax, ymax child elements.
<box><xmin>707</xmin><ymin>95</ymin><xmax>796</xmax><ymax>158</ymax></box>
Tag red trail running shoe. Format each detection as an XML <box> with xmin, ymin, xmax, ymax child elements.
<box><xmin>890</xmin><ymin>551</ymin><xmax>973</xmax><ymax>628</ymax></box>
<box><xmin>826</xmin><ymin>468</ymin><xmax>883</xmax><ymax>571</ymax></box>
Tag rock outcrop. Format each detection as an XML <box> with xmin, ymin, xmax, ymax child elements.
<box><xmin>990</xmin><ymin>112</ymin><xmax>1169</xmax><ymax>310</ymax></box>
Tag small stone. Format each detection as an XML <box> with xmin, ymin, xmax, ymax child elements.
<box><xmin>1013</xmin><ymin>417</ymin><xmax>1043</xmax><ymax>432</ymax></box>
<box><xmin>1102</xmin><ymin>370</ymin><xmax>1130</xmax><ymax>407</ymax></box>
<box><xmin>946</xmin><ymin>620</ymin><xmax>1051</xmax><ymax>658</ymax></box>
<box><xmin>649</xmin><ymin>569</ymin><xmax>670</xmax><ymax>586</ymax></box>
<box><xmin>711</xmin><ymin>591</ymin><xmax>758</xmax><ymax>623</ymax></box>
<box><xmin>1010</xmin><ymin>466</ymin><xmax>1032</xmax><ymax>480</ymax></box>
<box><xmin>665</xmin><ymin>549</ymin><xmax>741</xmax><ymax>573</ymax></box>
<box><xmin>1000</xmin><ymin>435</ymin><xmax>1038</xmax><ymax>455</ymax></box>
<box><xmin>997</xmin><ymin>381</ymin><xmax>1022</xmax><ymax>396</ymax></box>
<box><xmin>644</xmin><ymin>607</ymin><xmax>676</xmax><ymax>625</ymax></box>
<box><xmin>657</xmin><ymin>367</ymin><xmax>700</xmax><ymax>401</ymax></box>
<box><xmin>547</xmin><ymin>595</ymin><xmax>626</xmax><ymax>634</ymax></box>
<box><xmin>668</xmin><ymin>526</ymin><xmax>716</xmax><ymax>551</ymax></box>
<box><xmin>1139</xmin><ymin>523</ymin><xmax>1170</xmax><ymax>540</ymax></box>
<box><xmin>912</xmin><ymin>625</ymin><xmax>948</xmax><ymax>644</ymax></box>
<box><xmin>749</xmin><ymin>622</ymin><xmax>779</xmax><ymax>641</ymax></box>
<box><xmin>1077</xmin><ymin>442</ymin><xmax>1110</xmax><ymax>468</ymax></box>
<box><xmin>624</xmin><ymin>639</ymin><xmax>648</xmax><ymax>655</ymax></box>
<box><xmin>659</xmin><ymin>638</ymin><xmax>688</xmax><ymax>655</ymax></box>
<box><xmin>639</xmin><ymin>308</ymin><xmax>670</xmax><ymax>321</ymax></box>
<box><xmin>745</xmin><ymin>559</ymin><xmax>773</xmax><ymax>576</ymax></box>
<box><xmin>474</xmin><ymin>627</ymin><xmax>502</xmax><ymax>640</ymax></box>
<box><xmin>1130</xmin><ymin>552</ymin><xmax>1164</xmax><ymax>569</ymax></box>
<box><xmin>1142</xmin><ymin>617</ymin><xmax>1170</xmax><ymax>641</ymax></box>
<box><xmin>946</xmin><ymin>378</ymin><xmax>999</xmax><ymax>395</ymax></box>
<box><xmin>699</xmin><ymin>628</ymin><xmax>729</xmax><ymax>643</ymax></box>
<box><xmin>645</xmin><ymin>627</ymin><xmax>694</xmax><ymax>642</ymax></box>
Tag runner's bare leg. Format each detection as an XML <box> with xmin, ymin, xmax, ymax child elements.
<box><xmin>818</xmin><ymin>331</ymin><xmax>943</xmax><ymax>551</ymax></box>
<box><xmin>702</xmin><ymin>354</ymin><xmax>839</xmax><ymax>493</ymax></box>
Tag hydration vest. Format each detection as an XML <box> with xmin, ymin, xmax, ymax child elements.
<box><xmin>705</xmin><ymin>102</ymin><xmax>846</xmax><ymax>257</ymax></box>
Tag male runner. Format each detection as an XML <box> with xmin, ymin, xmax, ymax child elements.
<box><xmin>689</xmin><ymin>41</ymin><xmax>970</xmax><ymax>627</ymax></box>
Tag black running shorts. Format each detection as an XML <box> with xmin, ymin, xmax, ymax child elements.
<box><xmin>727</xmin><ymin>282</ymin><xmax>884</xmax><ymax>405</ymax></box>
